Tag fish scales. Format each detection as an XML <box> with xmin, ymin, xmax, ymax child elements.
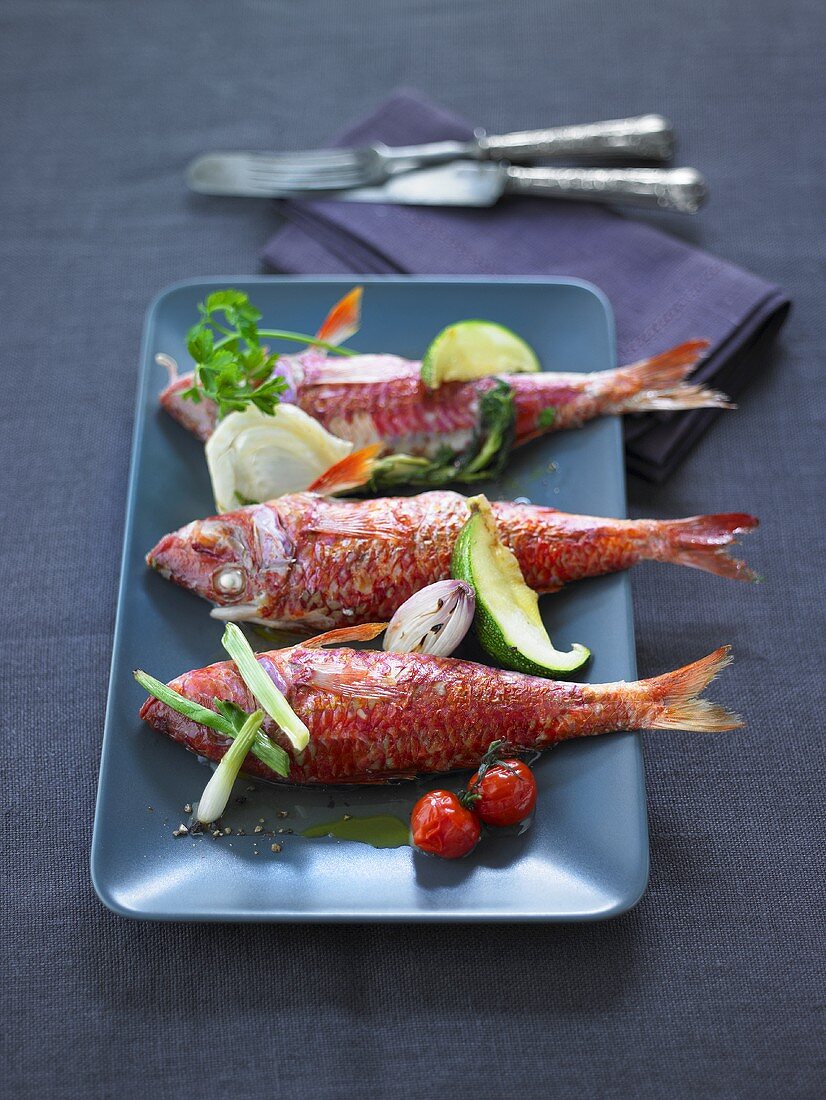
<box><xmin>139</xmin><ymin>643</ymin><xmax>741</xmax><ymax>784</ymax></box>
<box><xmin>160</xmin><ymin>340</ymin><xmax>727</xmax><ymax>456</ymax></box>
<box><xmin>148</xmin><ymin>492</ymin><xmax>757</xmax><ymax>629</ymax></box>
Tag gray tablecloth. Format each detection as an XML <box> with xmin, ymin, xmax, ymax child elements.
<box><xmin>2</xmin><ymin>2</ymin><xmax>823</xmax><ymax>1097</ymax></box>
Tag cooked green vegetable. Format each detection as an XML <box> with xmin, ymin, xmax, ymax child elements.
<box><xmin>221</xmin><ymin>623</ymin><xmax>310</xmax><ymax>751</ymax></box>
<box><xmin>368</xmin><ymin>380</ymin><xmax>517</xmax><ymax>490</ymax></box>
<box><xmin>451</xmin><ymin>496</ymin><xmax>590</xmax><ymax>676</ymax></box>
<box><xmin>133</xmin><ymin>670</ymin><xmax>290</xmax><ymax>777</ymax></box>
<box><xmin>196</xmin><ymin>709</ymin><xmax>264</xmax><ymax>824</ymax></box>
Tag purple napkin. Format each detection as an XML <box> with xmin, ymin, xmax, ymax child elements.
<box><xmin>262</xmin><ymin>91</ymin><xmax>789</xmax><ymax>481</ymax></box>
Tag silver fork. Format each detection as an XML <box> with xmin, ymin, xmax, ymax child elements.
<box><xmin>187</xmin><ymin>114</ymin><xmax>674</xmax><ymax>196</ymax></box>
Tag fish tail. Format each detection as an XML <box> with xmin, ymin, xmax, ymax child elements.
<box><xmin>307</xmin><ymin>444</ymin><xmax>383</xmax><ymax>495</ymax></box>
<box><xmin>611</xmin><ymin>340</ymin><xmax>734</xmax><ymax>414</ymax></box>
<box><xmin>639</xmin><ymin>647</ymin><xmax>743</xmax><ymax>732</ymax></box>
<box><xmin>649</xmin><ymin>513</ymin><xmax>759</xmax><ymax>581</ymax></box>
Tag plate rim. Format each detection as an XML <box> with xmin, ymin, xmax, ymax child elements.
<box><xmin>91</xmin><ymin>274</ymin><xmax>648</xmax><ymax>922</ymax></box>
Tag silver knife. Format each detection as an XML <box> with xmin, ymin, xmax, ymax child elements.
<box><xmin>322</xmin><ymin>162</ymin><xmax>708</xmax><ymax>214</ymax></box>
<box><xmin>187</xmin><ymin>115</ymin><xmax>675</xmax><ymax>195</ymax></box>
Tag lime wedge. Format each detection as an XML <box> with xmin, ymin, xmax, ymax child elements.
<box><xmin>421</xmin><ymin>321</ymin><xmax>540</xmax><ymax>390</ymax></box>
<box><xmin>451</xmin><ymin>496</ymin><xmax>590</xmax><ymax>677</ymax></box>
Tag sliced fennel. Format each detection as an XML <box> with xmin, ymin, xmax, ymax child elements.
<box><xmin>196</xmin><ymin>709</ymin><xmax>264</xmax><ymax>824</ymax></box>
<box><xmin>221</xmin><ymin>623</ymin><xmax>309</xmax><ymax>751</ymax></box>
<box><xmin>205</xmin><ymin>403</ymin><xmax>353</xmax><ymax>512</ymax></box>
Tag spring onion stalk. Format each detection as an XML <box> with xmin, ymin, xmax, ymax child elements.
<box><xmin>211</xmin><ymin>698</ymin><xmax>290</xmax><ymax>776</ymax></box>
<box><xmin>221</xmin><ymin>623</ymin><xmax>310</xmax><ymax>752</ymax></box>
<box><xmin>384</xmin><ymin>580</ymin><xmax>476</xmax><ymax>657</ymax></box>
<box><xmin>134</xmin><ymin>670</ymin><xmax>290</xmax><ymax>778</ymax></box>
<box><xmin>196</xmin><ymin>709</ymin><xmax>264</xmax><ymax>824</ymax></box>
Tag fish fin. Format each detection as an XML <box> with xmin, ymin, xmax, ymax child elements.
<box><xmin>653</xmin><ymin>513</ymin><xmax>760</xmax><ymax>581</ymax></box>
<box><xmin>307</xmin><ymin>444</ymin><xmax>383</xmax><ymax>496</ymax></box>
<box><xmin>209</xmin><ymin>602</ymin><xmax>270</xmax><ymax>623</ymax></box>
<box><xmin>623</xmin><ymin>382</ymin><xmax>734</xmax><ymax>413</ymax></box>
<box><xmin>614</xmin><ymin>340</ymin><xmax>734</xmax><ymax>413</ymax></box>
<box><xmin>302</xmin><ymin>660</ymin><xmax>398</xmax><ymax>700</ymax></box>
<box><xmin>315</xmin><ymin>286</ymin><xmax>362</xmax><ymax>346</ymax></box>
<box><xmin>643</xmin><ymin>647</ymin><xmax>743</xmax><ymax>731</ymax></box>
<box><xmin>307</xmin><ymin>506</ymin><xmax>404</xmax><ymax>541</ymax></box>
<box><xmin>307</xmin><ymin>516</ymin><xmax>402</xmax><ymax>540</ymax></box>
<box><xmin>624</xmin><ymin>340</ymin><xmax>711</xmax><ymax>386</ymax></box>
<box><xmin>297</xmin><ymin>622</ymin><xmax>388</xmax><ymax>649</ymax></box>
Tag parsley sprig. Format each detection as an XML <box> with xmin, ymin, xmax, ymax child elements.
<box><xmin>181</xmin><ymin>288</ymin><xmax>355</xmax><ymax>419</ymax></box>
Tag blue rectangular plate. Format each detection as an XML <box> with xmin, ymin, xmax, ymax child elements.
<box><xmin>91</xmin><ymin>276</ymin><xmax>648</xmax><ymax>921</ymax></box>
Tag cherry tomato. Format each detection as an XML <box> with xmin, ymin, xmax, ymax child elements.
<box><xmin>410</xmin><ymin>790</ymin><xmax>481</xmax><ymax>859</ymax></box>
<box><xmin>468</xmin><ymin>759</ymin><xmax>537</xmax><ymax>827</ymax></box>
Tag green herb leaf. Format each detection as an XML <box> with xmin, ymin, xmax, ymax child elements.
<box><xmin>182</xmin><ymin>288</ymin><xmax>357</xmax><ymax>420</ymax></box>
<box><xmin>204</xmin><ymin>289</ymin><xmax>251</xmax><ymax>315</ymax></box>
<box><xmin>461</xmin><ymin>380</ymin><xmax>517</xmax><ymax>478</ymax></box>
<box><xmin>538</xmin><ymin>405</ymin><xmax>556</xmax><ymax>429</ymax></box>
<box><xmin>187</xmin><ymin>325</ymin><xmax>214</xmax><ymax>364</ymax></box>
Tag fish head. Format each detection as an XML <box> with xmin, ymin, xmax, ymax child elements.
<box><xmin>146</xmin><ymin>503</ymin><xmax>294</xmax><ymax>621</ymax></box>
<box><xmin>158</xmin><ymin>372</ymin><xmax>218</xmax><ymax>442</ymax></box>
<box><xmin>158</xmin><ymin>359</ymin><xmax>303</xmax><ymax>441</ymax></box>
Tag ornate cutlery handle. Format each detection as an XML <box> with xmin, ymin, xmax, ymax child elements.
<box><xmin>480</xmin><ymin>114</ymin><xmax>674</xmax><ymax>164</ymax></box>
<box><xmin>504</xmin><ymin>165</ymin><xmax>707</xmax><ymax>213</ymax></box>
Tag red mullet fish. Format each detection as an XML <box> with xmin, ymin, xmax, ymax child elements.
<box><xmin>159</xmin><ymin>339</ymin><xmax>728</xmax><ymax>469</ymax></box>
<box><xmin>139</xmin><ymin>626</ymin><xmax>742</xmax><ymax>784</ymax></box>
<box><xmin>147</xmin><ymin>489</ymin><xmax>757</xmax><ymax>631</ymax></box>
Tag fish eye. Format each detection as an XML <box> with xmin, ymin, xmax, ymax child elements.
<box><xmin>213</xmin><ymin>566</ymin><xmax>246</xmax><ymax>597</ymax></box>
